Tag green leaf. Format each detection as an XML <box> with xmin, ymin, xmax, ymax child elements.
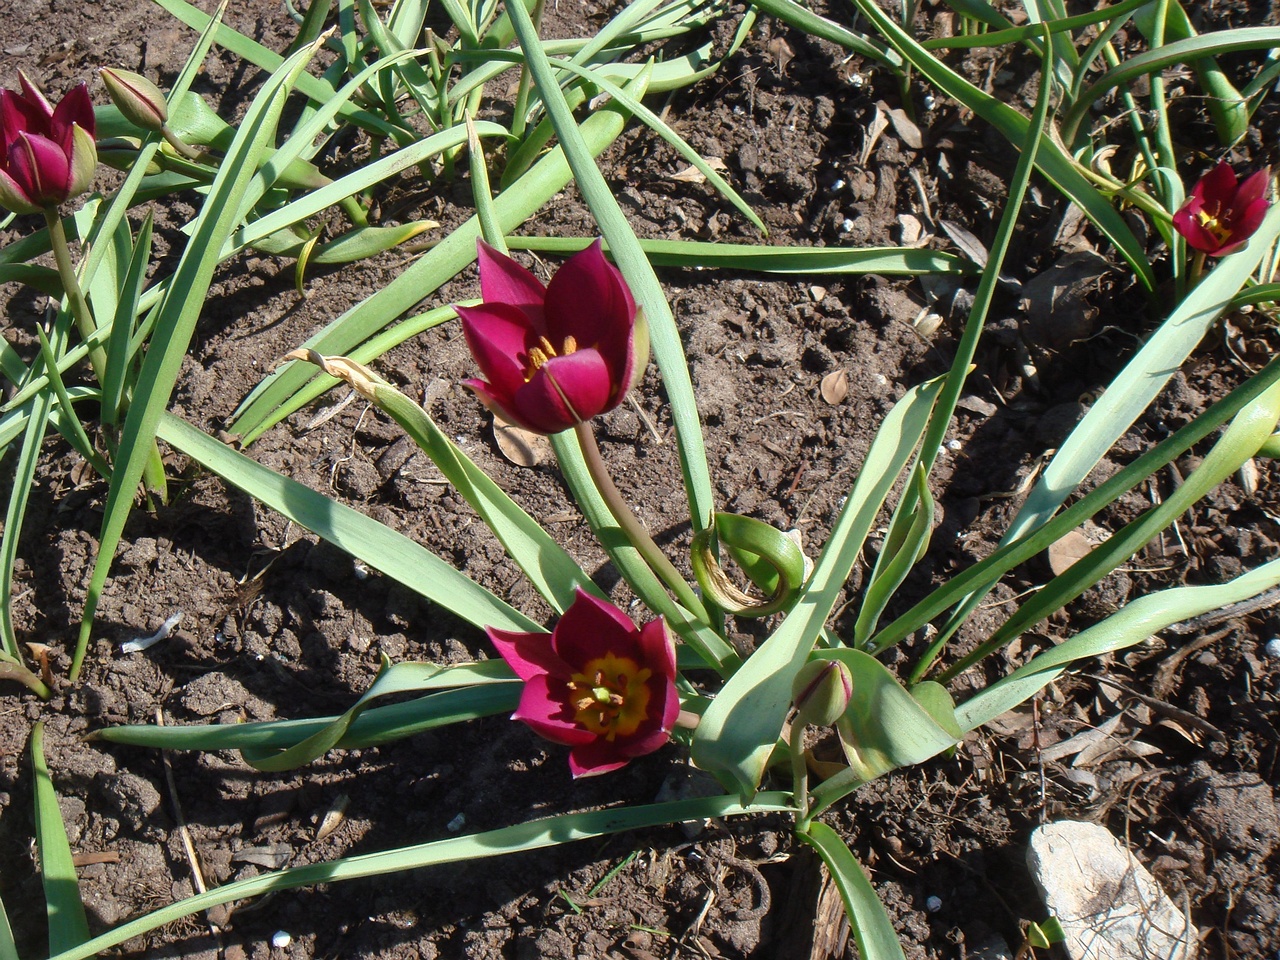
<box><xmin>507</xmin><ymin>235</ymin><xmax>973</xmax><ymax>275</ymax></box>
<box><xmin>46</xmin><ymin>793</ymin><xmax>794</xmax><ymax>960</ymax></box>
<box><xmin>846</xmin><ymin>0</ymin><xmax>1155</xmax><ymax>291</ymax></box>
<box><xmin>798</xmin><ymin>822</ymin><xmax>906</xmax><ymax>960</ymax></box>
<box><xmin>31</xmin><ymin>723</ymin><xmax>91</xmax><ymax>952</ymax></box>
<box><xmin>290</xmin><ymin>352</ymin><xmax>596</xmax><ymax>615</ymax></box>
<box><xmin>156</xmin><ymin>412</ymin><xmax>540</xmax><ymax>634</ymax></box>
<box><xmin>957</xmin><ymin>555</ymin><xmax>1280</xmax><ymax>730</ymax></box>
<box><xmin>76</xmin><ymin>38</ymin><xmax>327</xmax><ymax>679</ymax></box>
<box><xmin>96</xmin><ymin>661</ymin><xmax>519</xmax><ymax>752</ymax></box>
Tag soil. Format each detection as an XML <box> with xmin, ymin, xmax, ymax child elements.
<box><xmin>2</xmin><ymin>1</ymin><xmax>1280</xmax><ymax>958</ymax></box>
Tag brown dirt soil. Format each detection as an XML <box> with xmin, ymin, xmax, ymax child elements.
<box><xmin>2</xmin><ymin>1</ymin><xmax>1280</xmax><ymax>958</ymax></box>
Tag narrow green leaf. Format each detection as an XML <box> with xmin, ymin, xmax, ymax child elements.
<box><xmin>101</xmin><ymin>212</ymin><xmax>154</xmax><ymax>428</ymax></box>
<box><xmin>1060</xmin><ymin>28</ymin><xmax>1280</xmax><ymax>146</ymax></box>
<box><xmin>508</xmin><ymin>236</ymin><xmax>974</xmax><ymax>275</ymax></box>
<box><xmin>853</xmin><ymin>465</ymin><xmax>933</xmax><ymax>645</ymax></box>
<box><xmin>798</xmin><ymin>822</ymin><xmax>906</xmax><ymax>960</ymax></box>
<box><xmin>0</xmin><ymin>390</ymin><xmax>53</xmax><ymax>661</ymax></box>
<box><xmin>151</xmin><ymin>0</ymin><xmax>410</xmax><ymax>141</ymax></box>
<box><xmin>96</xmin><ymin>661</ymin><xmax>519</xmax><ymax>752</ymax></box>
<box><xmin>156</xmin><ymin>412</ymin><xmax>540</xmax><ymax>633</ymax></box>
<box><xmin>941</xmin><ymin>378</ymin><xmax>1280</xmax><ymax>680</ymax></box>
<box><xmin>0</xmin><ymin>889</ymin><xmax>18</xmax><ymax>960</ymax></box>
<box><xmin>1005</xmin><ymin>207</ymin><xmax>1280</xmax><ymax>548</ymax></box>
<box><xmin>958</xmin><ymin>555</ymin><xmax>1280</xmax><ymax>730</ymax></box>
<box><xmin>750</xmin><ymin>0</ymin><xmax>901</xmax><ymax>67</ymax></box>
<box><xmin>31</xmin><ymin>723</ymin><xmax>92</xmax><ymax>952</ymax></box>
<box><xmin>47</xmin><ymin>794</ymin><xmax>794</xmax><ymax>960</ymax></box>
<box><xmin>76</xmin><ymin>40</ymin><xmax>326</xmax><ymax>679</ymax></box>
<box><xmin>847</xmin><ymin>0</ymin><xmax>1155</xmax><ymax>290</ymax></box>
<box><xmin>294</xmin><ymin>352</ymin><xmax>596</xmax><ymax>614</ymax></box>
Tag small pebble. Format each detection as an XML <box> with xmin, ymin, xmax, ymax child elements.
<box><xmin>840</xmin><ymin>218</ymin><xmax>856</xmax><ymax>232</ymax></box>
<box><xmin>271</xmin><ymin>931</ymin><xmax>292</xmax><ymax>949</ymax></box>
<box><xmin>945</xmin><ymin>439</ymin><xmax>963</xmax><ymax>451</ymax></box>
<box><xmin>926</xmin><ymin>895</ymin><xmax>943</xmax><ymax>913</ymax></box>
<box><xmin>1265</xmin><ymin>638</ymin><xmax>1280</xmax><ymax>658</ymax></box>
<box><xmin>447</xmin><ymin>812</ymin><xmax>466</xmax><ymax>832</ymax></box>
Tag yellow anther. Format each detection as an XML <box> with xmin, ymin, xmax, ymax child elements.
<box><xmin>563</xmin><ymin>335</ymin><xmax>578</xmax><ymax>354</ymax></box>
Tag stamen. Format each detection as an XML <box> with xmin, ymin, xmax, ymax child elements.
<box><xmin>563</xmin><ymin>335</ymin><xmax>577</xmax><ymax>354</ymax></box>
<box><xmin>527</xmin><ymin>346</ymin><xmax>549</xmax><ymax>372</ymax></box>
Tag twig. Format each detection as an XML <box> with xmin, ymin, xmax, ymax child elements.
<box><xmin>157</xmin><ymin>708</ymin><xmax>224</xmax><ymax>939</ymax></box>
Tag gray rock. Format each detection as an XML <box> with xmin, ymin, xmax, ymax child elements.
<box><xmin>1027</xmin><ymin>821</ymin><xmax>1196</xmax><ymax>960</ymax></box>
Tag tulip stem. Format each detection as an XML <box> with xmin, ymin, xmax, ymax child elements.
<box><xmin>43</xmin><ymin>209</ymin><xmax>107</xmax><ymax>379</ymax></box>
<box><xmin>789</xmin><ymin>719</ymin><xmax>809</xmax><ymax>820</ymax></box>
<box><xmin>161</xmin><ymin>124</ymin><xmax>208</xmax><ymax>163</ymax></box>
<box><xmin>573</xmin><ymin>421</ymin><xmax>709</xmax><ymax>622</ymax></box>
<box><xmin>1190</xmin><ymin>250</ymin><xmax>1206</xmax><ymax>286</ymax></box>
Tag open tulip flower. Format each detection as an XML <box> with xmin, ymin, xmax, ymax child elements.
<box><xmin>457</xmin><ymin>240</ymin><xmax>649</xmax><ymax>434</ymax></box>
<box><xmin>1172</xmin><ymin>161</ymin><xmax>1271</xmax><ymax>257</ymax></box>
<box><xmin>0</xmin><ymin>73</ymin><xmax>97</xmax><ymax>214</ymax></box>
<box><xmin>487</xmin><ymin>588</ymin><xmax>679</xmax><ymax>777</ymax></box>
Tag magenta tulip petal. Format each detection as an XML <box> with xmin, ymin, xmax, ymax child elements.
<box><xmin>568</xmin><ymin>741</ymin><xmax>630</xmax><ymax>778</ymax></box>
<box><xmin>50</xmin><ymin>82</ymin><xmax>94</xmax><ymax>147</ymax></box>
<box><xmin>462</xmin><ymin>379</ymin><xmax>541</xmax><ymax>433</ymax></box>
<box><xmin>477</xmin><ymin>241</ymin><xmax>547</xmax><ymax>329</ymax></box>
<box><xmin>16</xmin><ymin>72</ymin><xmax>53</xmax><ymax>118</ymax></box>
<box><xmin>11</xmin><ymin>132</ymin><xmax>70</xmax><ymax>203</ymax></box>
<box><xmin>457</xmin><ymin>301</ymin><xmax>538</xmax><ymax>397</ymax></box>
<box><xmin>487</xmin><ymin>628</ymin><xmax>571</xmax><ymax>681</ymax></box>
<box><xmin>1235</xmin><ymin>169</ymin><xmax>1271</xmax><ymax>209</ymax></box>
<box><xmin>511</xmin><ymin>350</ymin><xmax>613</xmax><ymax>433</ymax></box>
<box><xmin>1199</xmin><ymin>161</ymin><xmax>1237</xmax><ymax>203</ymax></box>
<box><xmin>0</xmin><ymin>90</ymin><xmax>41</xmax><ymax>151</ymax></box>
<box><xmin>637</xmin><ymin>619</ymin><xmax>677</xmax><ymax>680</ymax></box>
<box><xmin>544</xmin><ymin>240</ymin><xmax>635</xmax><ymax>361</ymax></box>
<box><xmin>551</xmin><ymin>589</ymin><xmax>644</xmax><ymax>667</ymax></box>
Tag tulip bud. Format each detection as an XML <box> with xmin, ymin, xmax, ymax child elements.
<box><xmin>100</xmin><ymin>68</ymin><xmax>168</xmax><ymax>133</ymax></box>
<box><xmin>791</xmin><ymin>659</ymin><xmax>853</xmax><ymax>727</ymax></box>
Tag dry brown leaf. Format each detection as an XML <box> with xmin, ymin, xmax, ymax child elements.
<box><xmin>820</xmin><ymin>369</ymin><xmax>849</xmax><ymax>405</ymax></box>
<box><xmin>669</xmin><ymin>156</ymin><xmax>727</xmax><ymax>184</ymax></box>
<box><xmin>1047</xmin><ymin>529</ymin><xmax>1092</xmax><ymax>577</ymax></box>
<box><xmin>494</xmin><ymin>418</ymin><xmax>550</xmax><ymax>467</ymax></box>
<box><xmin>885</xmin><ymin>104</ymin><xmax>923</xmax><ymax>149</ymax></box>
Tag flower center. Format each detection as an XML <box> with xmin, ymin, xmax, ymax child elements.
<box><xmin>1196</xmin><ymin>202</ymin><xmax>1233</xmax><ymax>245</ymax></box>
<box><xmin>567</xmin><ymin>651</ymin><xmax>652</xmax><ymax>740</ymax></box>
<box><xmin>525</xmin><ymin>334</ymin><xmax>578</xmax><ymax>380</ymax></box>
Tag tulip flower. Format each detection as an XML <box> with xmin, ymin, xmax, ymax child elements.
<box><xmin>487</xmin><ymin>588</ymin><xmax>679</xmax><ymax>777</ymax></box>
<box><xmin>0</xmin><ymin>73</ymin><xmax>97</xmax><ymax>214</ymax></box>
<box><xmin>457</xmin><ymin>240</ymin><xmax>648</xmax><ymax>434</ymax></box>
<box><xmin>1172</xmin><ymin>161</ymin><xmax>1270</xmax><ymax>257</ymax></box>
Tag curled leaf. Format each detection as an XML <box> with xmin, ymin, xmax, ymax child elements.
<box><xmin>690</xmin><ymin>513</ymin><xmax>807</xmax><ymax>617</ymax></box>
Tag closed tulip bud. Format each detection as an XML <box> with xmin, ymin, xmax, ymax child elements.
<box><xmin>100</xmin><ymin>68</ymin><xmax>168</xmax><ymax>133</ymax></box>
<box><xmin>791</xmin><ymin>659</ymin><xmax>853</xmax><ymax>727</ymax></box>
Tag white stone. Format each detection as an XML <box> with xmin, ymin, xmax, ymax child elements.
<box><xmin>1027</xmin><ymin>821</ymin><xmax>1196</xmax><ymax>960</ymax></box>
